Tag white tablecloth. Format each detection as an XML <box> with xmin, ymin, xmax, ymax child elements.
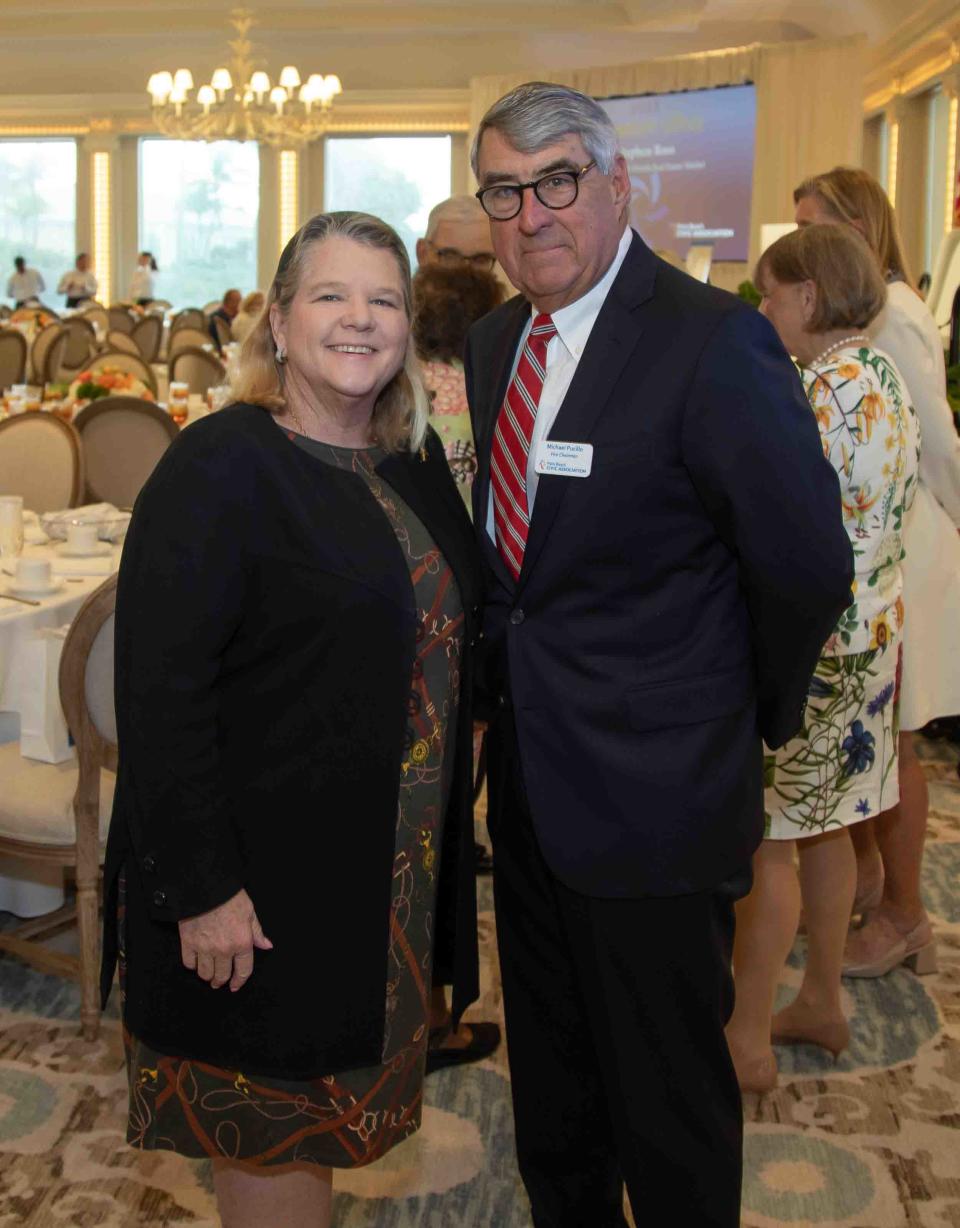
<box><xmin>0</xmin><ymin>539</ymin><xmax>122</xmax><ymax>916</ymax></box>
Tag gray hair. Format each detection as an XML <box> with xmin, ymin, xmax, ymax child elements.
<box><xmin>470</xmin><ymin>81</ymin><xmax>620</xmax><ymax>177</ymax></box>
<box><xmin>425</xmin><ymin>194</ymin><xmax>487</xmax><ymax>240</ymax></box>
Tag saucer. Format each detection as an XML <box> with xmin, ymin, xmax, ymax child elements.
<box><xmin>5</xmin><ymin>579</ymin><xmax>64</xmax><ymax>599</ymax></box>
<box><xmin>57</xmin><ymin>542</ymin><xmax>112</xmax><ymax>558</ymax></box>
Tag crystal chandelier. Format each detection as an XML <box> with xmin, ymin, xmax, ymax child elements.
<box><xmin>146</xmin><ymin>8</ymin><xmax>342</xmax><ymax>147</ymax></box>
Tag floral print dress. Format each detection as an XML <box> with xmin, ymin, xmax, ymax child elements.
<box><xmin>765</xmin><ymin>343</ymin><xmax>920</xmax><ymax>839</ymax></box>
<box><xmin>120</xmin><ymin>435</ymin><xmax>464</xmax><ymax>1167</ymax></box>
<box><xmin>421</xmin><ymin>358</ymin><xmax>476</xmax><ymax>515</ymax></box>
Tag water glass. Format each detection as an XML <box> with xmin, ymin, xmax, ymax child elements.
<box><xmin>0</xmin><ymin>496</ymin><xmax>24</xmax><ymax>562</ymax></box>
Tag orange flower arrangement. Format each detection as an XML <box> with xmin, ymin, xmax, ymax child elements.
<box><xmin>68</xmin><ymin>365</ymin><xmax>154</xmax><ymax>405</ymax></box>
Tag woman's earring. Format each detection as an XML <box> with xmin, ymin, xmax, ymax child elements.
<box><xmin>276</xmin><ymin>345</ymin><xmax>287</xmax><ymax>365</ymax></box>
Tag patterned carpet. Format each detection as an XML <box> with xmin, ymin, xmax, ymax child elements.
<box><xmin>0</xmin><ymin>736</ymin><xmax>956</xmax><ymax>1226</ymax></box>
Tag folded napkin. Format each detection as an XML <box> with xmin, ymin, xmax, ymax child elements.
<box><xmin>23</xmin><ymin>511</ymin><xmax>48</xmax><ymax>545</ymax></box>
<box><xmin>51</xmin><ymin>554</ymin><xmax>116</xmax><ymax>577</ymax></box>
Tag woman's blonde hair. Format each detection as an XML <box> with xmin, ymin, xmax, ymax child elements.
<box><xmin>793</xmin><ymin>166</ymin><xmax>915</xmax><ymax>290</ymax></box>
<box><xmin>229</xmin><ymin>211</ymin><xmax>430</xmax><ymax>453</ymax></box>
<box><xmin>754</xmin><ymin>223</ymin><xmax>887</xmax><ymax>332</ymax></box>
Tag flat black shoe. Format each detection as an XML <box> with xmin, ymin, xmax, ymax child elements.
<box><xmin>425</xmin><ymin>1021</ymin><xmax>501</xmax><ymax>1075</ymax></box>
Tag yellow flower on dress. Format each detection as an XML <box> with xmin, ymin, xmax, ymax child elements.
<box><xmin>836</xmin><ymin>361</ymin><xmax>860</xmax><ymax>379</ymax></box>
<box><xmin>842</xmin><ymin>484</ymin><xmax>880</xmax><ymax>531</ymax></box>
<box><xmin>894</xmin><ymin>595</ymin><xmax>905</xmax><ymax>630</ymax></box>
<box><xmin>814</xmin><ymin>402</ymin><xmax>833</xmax><ymax>431</ymax></box>
<box><xmin>869</xmin><ymin>611</ymin><xmax>893</xmax><ymax>652</ymax></box>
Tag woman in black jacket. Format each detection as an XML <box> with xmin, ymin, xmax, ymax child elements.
<box><xmin>102</xmin><ymin>212</ymin><xmax>483</xmax><ymax>1226</ymax></box>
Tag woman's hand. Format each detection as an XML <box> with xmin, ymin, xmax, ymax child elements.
<box><xmin>178</xmin><ymin>889</ymin><xmax>273</xmax><ymax>992</ymax></box>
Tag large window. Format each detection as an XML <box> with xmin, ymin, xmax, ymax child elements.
<box><xmin>0</xmin><ymin>140</ymin><xmax>76</xmax><ymax>305</ymax></box>
<box><xmin>324</xmin><ymin>136</ymin><xmax>452</xmax><ymax>264</ymax></box>
<box><xmin>139</xmin><ymin>139</ymin><xmax>259</xmax><ymax>309</ymax></box>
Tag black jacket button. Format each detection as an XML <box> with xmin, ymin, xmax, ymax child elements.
<box><xmin>152</xmin><ymin>889</ymin><xmax>167</xmax><ymax>907</ymax></box>
<box><xmin>509</xmin><ymin>609</ymin><xmax>525</xmax><ymax>625</ymax></box>
<box><xmin>142</xmin><ymin>855</ymin><xmax>157</xmax><ymax>874</ymax></box>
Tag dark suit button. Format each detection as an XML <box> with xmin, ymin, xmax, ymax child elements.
<box><xmin>509</xmin><ymin>609</ymin><xmax>525</xmax><ymax>625</ymax></box>
<box><xmin>497</xmin><ymin>693</ymin><xmax>508</xmax><ymax>708</ymax></box>
<box><xmin>469</xmin><ymin>637</ymin><xmax>477</xmax><ymax>649</ymax></box>
<box><xmin>142</xmin><ymin>855</ymin><xmax>157</xmax><ymax>874</ymax></box>
<box><xmin>152</xmin><ymin>890</ymin><xmax>167</xmax><ymax>907</ymax></box>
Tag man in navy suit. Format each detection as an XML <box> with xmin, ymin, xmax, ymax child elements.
<box><xmin>464</xmin><ymin>82</ymin><xmax>853</xmax><ymax>1227</ymax></box>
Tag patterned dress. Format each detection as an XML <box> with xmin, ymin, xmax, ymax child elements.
<box><xmin>121</xmin><ymin>434</ymin><xmax>464</xmax><ymax>1167</ymax></box>
<box><xmin>421</xmin><ymin>358</ymin><xmax>476</xmax><ymax>515</ymax></box>
<box><xmin>765</xmin><ymin>343</ymin><xmax>920</xmax><ymax>839</ymax></box>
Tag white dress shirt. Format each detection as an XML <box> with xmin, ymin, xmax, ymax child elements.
<box><xmin>487</xmin><ymin>225</ymin><xmax>633</xmax><ymax>542</ymax></box>
<box><xmin>129</xmin><ymin>267</ymin><xmax>156</xmax><ymax>301</ymax></box>
<box><xmin>6</xmin><ymin>268</ymin><xmax>45</xmax><ymax>301</ymax></box>
<box><xmin>57</xmin><ymin>269</ymin><xmax>98</xmax><ymax>300</ymax></box>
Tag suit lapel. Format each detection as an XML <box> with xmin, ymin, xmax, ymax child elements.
<box><xmin>517</xmin><ymin>235</ymin><xmax>658</xmax><ymax>589</ymax></box>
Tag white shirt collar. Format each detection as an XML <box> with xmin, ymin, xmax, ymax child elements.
<box><xmin>531</xmin><ymin>226</ymin><xmax>633</xmax><ymax>360</ymax></box>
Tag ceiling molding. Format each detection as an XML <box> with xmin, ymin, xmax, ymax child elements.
<box><xmin>863</xmin><ymin>0</ymin><xmax>960</xmax><ymax>112</ymax></box>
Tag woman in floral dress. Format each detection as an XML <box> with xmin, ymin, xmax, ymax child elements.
<box><xmin>724</xmin><ymin>223</ymin><xmax>920</xmax><ymax>1093</ymax></box>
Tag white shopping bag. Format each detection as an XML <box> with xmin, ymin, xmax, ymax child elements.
<box><xmin>19</xmin><ymin>625</ymin><xmax>73</xmax><ymax>763</ymax></box>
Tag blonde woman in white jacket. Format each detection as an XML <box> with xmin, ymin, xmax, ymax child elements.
<box><xmin>794</xmin><ymin>167</ymin><xmax>960</xmax><ymax>978</ymax></box>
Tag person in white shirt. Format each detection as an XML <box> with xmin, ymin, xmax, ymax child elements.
<box><xmin>57</xmin><ymin>253</ymin><xmax>98</xmax><ymax>308</ymax></box>
<box><xmin>794</xmin><ymin>166</ymin><xmax>960</xmax><ymax>979</ymax></box>
<box><xmin>6</xmin><ymin>256</ymin><xmax>45</xmax><ymax>306</ymax></box>
<box><xmin>129</xmin><ymin>252</ymin><xmax>158</xmax><ymax>305</ymax></box>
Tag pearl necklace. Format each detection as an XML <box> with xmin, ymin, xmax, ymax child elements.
<box><xmin>808</xmin><ymin>333</ymin><xmax>870</xmax><ymax>369</ymax></box>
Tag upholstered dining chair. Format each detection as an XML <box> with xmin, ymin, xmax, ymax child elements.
<box><xmin>167</xmin><ymin>327</ymin><xmax>211</xmax><ymax>357</ymax></box>
<box><xmin>79</xmin><ymin>304</ymin><xmax>109</xmax><ymax>336</ymax></box>
<box><xmin>0</xmin><ymin>413</ymin><xmax>83</xmax><ymax>512</ymax></box>
<box><xmin>45</xmin><ymin>322</ymin><xmax>96</xmax><ymax>384</ymax></box>
<box><xmin>0</xmin><ymin>328</ymin><xmax>28</xmax><ymax>390</ymax></box>
<box><xmin>0</xmin><ymin>574</ymin><xmax>118</xmax><ymax>1040</ymax></box>
<box><xmin>30</xmin><ymin>323</ymin><xmax>62</xmax><ymax>384</ymax></box>
<box><xmin>130</xmin><ymin>314</ymin><xmax>162</xmax><ymax>364</ymax></box>
<box><xmin>210</xmin><ymin>314</ymin><xmax>232</xmax><ymax>351</ymax></box>
<box><xmin>169</xmin><ymin>346</ymin><xmax>226</xmax><ymax>397</ymax></box>
<box><xmin>170</xmin><ymin>307</ymin><xmax>205</xmax><ymax>334</ymax></box>
<box><xmin>73</xmin><ymin>396</ymin><xmax>177</xmax><ymax>506</ymax></box>
<box><xmin>107</xmin><ymin>306</ymin><xmax>134</xmax><ymax>335</ymax></box>
<box><xmin>85</xmin><ymin>349</ymin><xmax>158</xmax><ymax>396</ymax></box>
<box><xmin>106</xmin><ymin>330</ymin><xmax>140</xmax><ymax>356</ymax></box>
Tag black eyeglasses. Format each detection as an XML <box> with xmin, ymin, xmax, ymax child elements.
<box><xmin>476</xmin><ymin>162</ymin><xmax>597</xmax><ymax>220</ymax></box>
<box><xmin>426</xmin><ymin>243</ymin><xmax>496</xmax><ymax>272</ymax></box>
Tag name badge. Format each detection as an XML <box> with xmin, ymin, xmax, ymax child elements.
<box><xmin>534</xmin><ymin>440</ymin><xmax>594</xmax><ymax>478</ymax></box>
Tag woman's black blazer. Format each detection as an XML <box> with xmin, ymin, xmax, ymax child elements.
<box><xmin>100</xmin><ymin>403</ymin><xmax>483</xmax><ymax>1079</ymax></box>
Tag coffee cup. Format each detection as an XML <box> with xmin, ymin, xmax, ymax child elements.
<box><xmin>14</xmin><ymin>557</ymin><xmax>51</xmax><ymax>590</ymax></box>
<box><xmin>66</xmin><ymin>522</ymin><xmax>99</xmax><ymax>553</ymax></box>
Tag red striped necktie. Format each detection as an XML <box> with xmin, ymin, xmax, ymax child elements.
<box><xmin>490</xmin><ymin>312</ymin><xmax>557</xmax><ymax>580</ymax></box>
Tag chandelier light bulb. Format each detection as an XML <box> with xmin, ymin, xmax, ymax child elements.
<box><xmin>324</xmin><ymin>74</ymin><xmax>343</xmax><ymax>97</ymax></box>
<box><xmin>210</xmin><ymin>67</ymin><xmax>232</xmax><ymax>94</ymax></box>
<box><xmin>196</xmin><ymin>84</ymin><xmax>216</xmax><ymax>112</ymax></box>
<box><xmin>172</xmin><ymin>68</ymin><xmax>194</xmax><ymax>92</ymax></box>
<box><xmin>270</xmin><ymin>86</ymin><xmax>287</xmax><ymax>113</ymax></box>
<box><xmin>279</xmin><ymin>66</ymin><xmax>301</xmax><ymax>90</ymax></box>
<box><xmin>148</xmin><ymin>70</ymin><xmax>173</xmax><ymax>102</ymax></box>
<box><xmin>249</xmin><ymin>70</ymin><xmax>271</xmax><ymax>100</ymax></box>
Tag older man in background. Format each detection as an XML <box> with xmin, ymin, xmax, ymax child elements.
<box><xmin>465</xmin><ymin>81</ymin><xmax>853</xmax><ymax>1227</ymax></box>
<box><xmin>416</xmin><ymin>195</ymin><xmax>496</xmax><ymax>274</ymax></box>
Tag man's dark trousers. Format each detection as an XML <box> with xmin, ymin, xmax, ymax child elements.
<box><xmin>487</xmin><ymin>714</ymin><xmax>747</xmax><ymax>1228</ymax></box>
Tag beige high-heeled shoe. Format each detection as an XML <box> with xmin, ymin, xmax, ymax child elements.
<box><xmin>842</xmin><ymin>914</ymin><xmax>938</xmax><ymax>978</ymax></box>
<box><xmin>771</xmin><ymin>1010</ymin><xmax>849</xmax><ymax>1059</ymax></box>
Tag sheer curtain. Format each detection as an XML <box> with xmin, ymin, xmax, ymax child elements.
<box><xmin>468</xmin><ymin>36</ymin><xmax>865</xmax><ymax>268</ymax></box>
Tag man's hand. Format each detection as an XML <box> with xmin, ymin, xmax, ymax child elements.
<box><xmin>178</xmin><ymin>888</ymin><xmax>273</xmax><ymax>992</ymax></box>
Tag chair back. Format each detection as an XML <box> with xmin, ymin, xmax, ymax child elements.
<box><xmin>107</xmin><ymin>307</ymin><xmax>135</xmax><ymax>334</ymax></box>
<box><xmin>73</xmin><ymin>396</ymin><xmax>177</xmax><ymax>506</ymax></box>
<box><xmin>107</xmin><ymin>330</ymin><xmax>139</xmax><ymax>355</ymax></box>
<box><xmin>171</xmin><ymin>308</ymin><xmax>205</xmax><ymax>334</ymax></box>
<box><xmin>86</xmin><ymin>349</ymin><xmax>158</xmax><ymax>395</ymax></box>
<box><xmin>59</xmin><ymin>573</ymin><xmax>118</xmax><ymax>773</ymax></box>
<box><xmin>63</xmin><ymin>318</ymin><xmax>96</xmax><ymax>365</ymax></box>
<box><xmin>169</xmin><ymin>346</ymin><xmax>226</xmax><ymax>396</ymax></box>
<box><xmin>130</xmin><ymin>314</ymin><xmax>162</xmax><ymax>363</ymax></box>
<box><xmin>80</xmin><ymin>305</ymin><xmax>109</xmax><ymax>336</ymax></box>
<box><xmin>0</xmin><ymin>329</ymin><xmax>28</xmax><ymax>390</ymax></box>
<box><xmin>168</xmin><ymin>327</ymin><xmax>212</xmax><ymax>356</ymax></box>
<box><xmin>30</xmin><ymin>323</ymin><xmax>62</xmax><ymax>384</ymax></box>
<box><xmin>0</xmin><ymin>413</ymin><xmax>83</xmax><ymax>511</ymax></box>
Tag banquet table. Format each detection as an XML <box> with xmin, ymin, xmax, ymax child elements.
<box><xmin>0</xmin><ymin>538</ymin><xmax>122</xmax><ymax>916</ymax></box>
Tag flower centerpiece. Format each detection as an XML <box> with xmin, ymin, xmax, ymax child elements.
<box><xmin>68</xmin><ymin>366</ymin><xmax>155</xmax><ymax>410</ymax></box>
<box><xmin>10</xmin><ymin>306</ymin><xmax>57</xmax><ymax>330</ymax></box>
